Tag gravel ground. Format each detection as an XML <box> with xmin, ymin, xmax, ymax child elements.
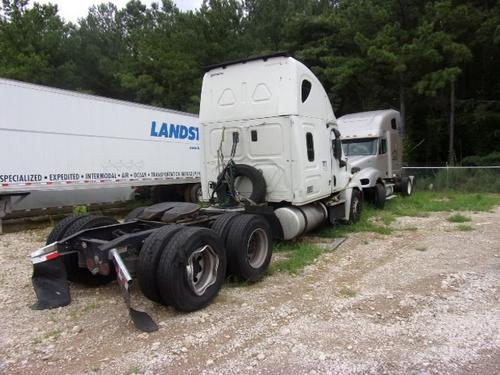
<box><xmin>0</xmin><ymin>208</ymin><xmax>499</xmax><ymax>375</ymax></box>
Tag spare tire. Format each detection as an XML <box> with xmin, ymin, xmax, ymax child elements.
<box><xmin>216</xmin><ymin>164</ymin><xmax>267</xmax><ymax>205</ymax></box>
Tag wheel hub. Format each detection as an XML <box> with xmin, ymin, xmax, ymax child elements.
<box><xmin>246</xmin><ymin>228</ymin><xmax>268</xmax><ymax>269</ymax></box>
<box><xmin>352</xmin><ymin>197</ymin><xmax>359</xmax><ymax>216</ymax></box>
<box><xmin>186</xmin><ymin>245</ymin><xmax>219</xmax><ymax>296</ymax></box>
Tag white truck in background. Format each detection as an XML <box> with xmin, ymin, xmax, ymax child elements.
<box><xmin>0</xmin><ymin>78</ymin><xmax>201</xmax><ymax>232</ymax></box>
<box><xmin>337</xmin><ymin>110</ymin><xmax>414</xmax><ymax>208</ymax></box>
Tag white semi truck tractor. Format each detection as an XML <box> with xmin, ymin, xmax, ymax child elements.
<box><xmin>29</xmin><ymin>53</ymin><xmax>362</xmax><ymax>332</ymax></box>
<box><xmin>337</xmin><ymin>110</ymin><xmax>415</xmax><ymax>209</ymax></box>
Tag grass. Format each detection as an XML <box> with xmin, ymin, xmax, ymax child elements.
<box><xmin>400</xmin><ymin>226</ymin><xmax>418</xmax><ymax>231</ymax></box>
<box><xmin>386</xmin><ymin>191</ymin><xmax>500</xmax><ymax>215</ymax></box>
<box><xmin>447</xmin><ymin>214</ymin><xmax>472</xmax><ymax>223</ymax></box>
<box><xmin>31</xmin><ymin>336</ymin><xmax>42</xmax><ymax>345</ymax></box>
<box><xmin>269</xmin><ymin>241</ymin><xmax>323</xmax><ymax>274</ymax></box>
<box><xmin>339</xmin><ymin>287</ymin><xmax>357</xmax><ymax>298</ymax></box>
<box><xmin>265</xmin><ymin>191</ymin><xmax>499</xmax><ymax>275</ymax></box>
<box><xmin>417</xmin><ymin>168</ymin><xmax>500</xmax><ymax>193</ymax></box>
<box><xmin>456</xmin><ymin>224</ymin><xmax>474</xmax><ymax>231</ymax></box>
<box><xmin>266</xmin><ymin>191</ymin><xmax>499</xmax><ymax>274</ymax></box>
<box><xmin>81</xmin><ymin>301</ymin><xmax>99</xmax><ymax>315</ymax></box>
<box><xmin>318</xmin><ymin>206</ymin><xmax>393</xmax><ymax>239</ymax></box>
<box><xmin>127</xmin><ymin>366</ymin><xmax>143</xmax><ymax>375</ymax></box>
<box><xmin>320</xmin><ymin>191</ymin><xmax>498</xmax><ymax>239</ymax></box>
<box><xmin>43</xmin><ymin>328</ymin><xmax>61</xmax><ymax>340</ymax></box>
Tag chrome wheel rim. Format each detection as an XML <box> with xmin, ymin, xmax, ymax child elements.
<box><xmin>407</xmin><ymin>180</ymin><xmax>412</xmax><ymax>195</ymax></box>
<box><xmin>186</xmin><ymin>245</ymin><xmax>219</xmax><ymax>296</ymax></box>
<box><xmin>195</xmin><ymin>186</ymin><xmax>203</xmax><ymax>202</ymax></box>
<box><xmin>352</xmin><ymin>196</ymin><xmax>360</xmax><ymax>217</ymax></box>
<box><xmin>247</xmin><ymin>228</ymin><xmax>268</xmax><ymax>269</ymax></box>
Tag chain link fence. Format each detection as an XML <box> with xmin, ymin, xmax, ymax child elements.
<box><xmin>402</xmin><ymin>166</ymin><xmax>500</xmax><ymax>193</ymax></box>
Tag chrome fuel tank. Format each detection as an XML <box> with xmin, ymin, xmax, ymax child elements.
<box><xmin>274</xmin><ymin>202</ymin><xmax>328</xmax><ymax>240</ymax></box>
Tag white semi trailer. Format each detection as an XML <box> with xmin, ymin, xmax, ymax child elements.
<box><xmin>0</xmin><ymin>78</ymin><xmax>201</xmax><ymax>232</ymax></box>
<box><xmin>337</xmin><ymin>110</ymin><xmax>414</xmax><ymax>208</ymax></box>
<box><xmin>29</xmin><ymin>54</ymin><xmax>362</xmax><ymax>332</ymax></box>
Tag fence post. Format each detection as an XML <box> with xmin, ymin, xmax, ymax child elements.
<box><xmin>446</xmin><ymin>162</ymin><xmax>450</xmax><ymax>189</ymax></box>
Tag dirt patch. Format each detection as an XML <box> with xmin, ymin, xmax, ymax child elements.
<box><xmin>1</xmin><ymin>208</ymin><xmax>499</xmax><ymax>374</ymax></box>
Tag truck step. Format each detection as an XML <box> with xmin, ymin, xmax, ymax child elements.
<box><xmin>386</xmin><ymin>194</ymin><xmax>397</xmax><ymax>200</ymax></box>
<box><xmin>327</xmin><ymin>199</ymin><xmax>346</xmax><ymax>207</ymax></box>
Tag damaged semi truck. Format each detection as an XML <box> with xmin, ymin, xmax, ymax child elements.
<box><xmin>30</xmin><ymin>53</ymin><xmax>363</xmax><ymax>331</ymax></box>
<box><xmin>337</xmin><ymin>110</ymin><xmax>415</xmax><ymax>209</ymax></box>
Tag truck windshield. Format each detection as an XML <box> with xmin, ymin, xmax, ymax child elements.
<box><xmin>342</xmin><ymin>138</ymin><xmax>378</xmax><ymax>156</ymax></box>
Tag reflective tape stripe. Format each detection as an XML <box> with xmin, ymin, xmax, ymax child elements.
<box><xmin>46</xmin><ymin>252</ymin><xmax>60</xmax><ymax>261</ymax></box>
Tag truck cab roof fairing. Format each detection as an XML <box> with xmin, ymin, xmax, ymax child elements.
<box><xmin>199</xmin><ymin>56</ymin><xmax>336</xmax><ymax>124</ymax></box>
<box><xmin>337</xmin><ymin>110</ymin><xmax>401</xmax><ymax>138</ymax></box>
<box><xmin>204</xmin><ymin>52</ymin><xmax>290</xmax><ymax>72</ymax></box>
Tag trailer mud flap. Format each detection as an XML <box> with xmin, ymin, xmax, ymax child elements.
<box><xmin>31</xmin><ymin>245</ymin><xmax>71</xmax><ymax>310</ymax></box>
<box><xmin>110</xmin><ymin>249</ymin><xmax>158</xmax><ymax>333</ymax></box>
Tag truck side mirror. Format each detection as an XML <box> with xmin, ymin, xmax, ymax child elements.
<box><xmin>331</xmin><ymin>128</ymin><xmax>346</xmax><ymax>167</ymax></box>
<box><xmin>334</xmin><ymin>139</ymin><xmax>342</xmax><ymax>160</ymax></box>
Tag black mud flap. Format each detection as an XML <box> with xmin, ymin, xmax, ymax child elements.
<box><xmin>129</xmin><ymin>308</ymin><xmax>158</xmax><ymax>333</ymax></box>
<box><xmin>110</xmin><ymin>249</ymin><xmax>158</xmax><ymax>333</ymax></box>
<box><xmin>31</xmin><ymin>257</ymin><xmax>71</xmax><ymax>310</ymax></box>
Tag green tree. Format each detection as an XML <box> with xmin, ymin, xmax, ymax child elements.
<box><xmin>0</xmin><ymin>0</ymin><xmax>76</xmax><ymax>86</ymax></box>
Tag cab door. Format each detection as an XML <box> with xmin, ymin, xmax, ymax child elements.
<box><xmin>330</xmin><ymin>127</ymin><xmax>348</xmax><ymax>193</ymax></box>
<box><xmin>291</xmin><ymin>116</ymin><xmax>331</xmax><ymax>204</ymax></box>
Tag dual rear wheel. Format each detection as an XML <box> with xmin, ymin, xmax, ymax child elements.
<box><xmin>137</xmin><ymin>213</ymin><xmax>273</xmax><ymax>311</ymax></box>
<box><xmin>211</xmin><ymin>213</ymin><xmax>273</xmax><ymax>282</ymax></box>
<box><xmin>47</xmin><ymin>211</ymin><xmax>273</xmax><ymax>313</ymax></box>
<box><xmin>137</xmin><ymin>225</ymin><xmax>226</xmax><ymax>312</ymax></box>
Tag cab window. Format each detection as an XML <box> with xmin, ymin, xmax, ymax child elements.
<box><xmin>306</xmin><ymin>132</ymin><xmax>315</xmax><ymax>161</ymax></box>
<box><xmin>301</xmin><ymin>80</ymin><xmax>312</xmax><ymax>103</ymax></box>
<box><xmin>379</xmin><ymin>138</ymin><xmax>387</xmax><ymax>154</ymax></box>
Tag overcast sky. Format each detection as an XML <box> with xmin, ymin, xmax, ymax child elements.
<box><xmin>34</xmin><ymin>0</ymin><xmax>204</xmax><ymax>22</ymax></box>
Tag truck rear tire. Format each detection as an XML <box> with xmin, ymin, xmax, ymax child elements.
<box><xmin>400</xmin><ymin>177</ymin><xmax>413</xmax><ymax>197</ymax></box>
<box><xmin>46</xmin><ymin>214</ymin><xmax>84</xmax><ymax>245</ymax></box>
<box><xmin>61</xmin><ymin>215</ymin><xmax>119</xmax><ymax>286</ymax></box>
<box><xmin>373</xmin><ymin>183</ymin><xmax>386</xmax><ymax>209</ymax></box>
<box><xmin>211</xmin><ymin>212</ymin><xmax>240</xmax><ymax>245</ymax></box>
<box><xmin>156</xmin><ymin>227</ymin><xmax>226</xmax><ymax>311</ymax></box>
<box><xmin>184</xmin><ymin>183</ymin><xmax>202</xmax><ymax>203</ymax></box>
<box><xmin>190</xmin><ymin>183</ymin><xmax>202</xmax><ymax>203</ymax></box>
<box><xmin>137</xmin><ymin>225</ymin><xmax>183</xmax><ymax>303</ymax></box>
<box><xmin>151</xmin><ymin>185</ymin><xmax>181</xmax><ymax>203</ymax></box>
<box><xmin>348</xmin><ymin>189</ymin><xmax>363</xmax><ymax>223</ymax></box>
<box><xmin>225</xmin><ymin>214</ymin><xmax>273</xmax><ymax>282</ymax></box>
<box><xmin>124</xmin><ymin>206</ymin><xmax>146</xmax><ymax>222</ymax></box>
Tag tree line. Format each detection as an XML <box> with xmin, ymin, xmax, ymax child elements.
<box><xmin>1</xmin><ymin>0</ymin><xmax>499</xmax><ymax>165</ymax></box>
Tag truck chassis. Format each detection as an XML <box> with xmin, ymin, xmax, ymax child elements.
<box><xmin>30</xmin><ymin>202</ymin><xmax>284</xmax><ymax>331</ymax></box>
